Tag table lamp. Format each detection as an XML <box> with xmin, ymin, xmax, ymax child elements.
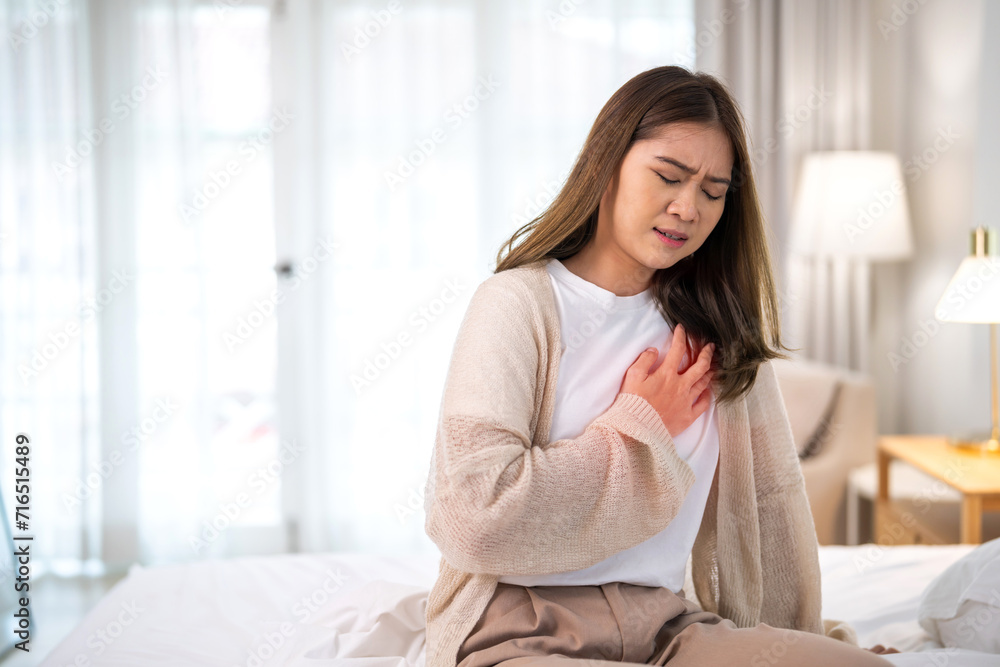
<box><xmin>934</xmin><ymin>226</ymin><xmax>1000</xmax><ymax>453</ymax></box>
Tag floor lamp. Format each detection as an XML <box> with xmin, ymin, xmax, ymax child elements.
<box><xmin>789</xmin><ymin>151</ymin><xmax>915</xmax><ymax>372</ymax></box>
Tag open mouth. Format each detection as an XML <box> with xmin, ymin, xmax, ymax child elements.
<box><xmin>654</xmin><ymin>228</ymin><xmax>686</xmax><ymax>246</ymax></box>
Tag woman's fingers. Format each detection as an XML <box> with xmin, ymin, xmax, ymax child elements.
<box><xmin>865</xmin><ymin>645</ymin><xmax>901</xmax><ymax>655</ymax></box>
<box><xmin>691</xmin><ymin>384</ymin><xmax>712</xmax><ymax>415</ymax></box>
<box><xmin>691</xmin><ymin>369</ymin><xmax>714</xmax><ymax>395</ymax></box>
<box><xmin>697</xmin><ymin>342</ymin><xmax>715</xmax><ymax>370</ymax></box>
<box><xmin>662</xmin><ymin>322</ymin><xmax>687</xmax><ymax>372</ymax></box>
<box><xmin>681</xmin><ymin>341</ymin><xmax>714</xmax><ymax>389</ymax></box>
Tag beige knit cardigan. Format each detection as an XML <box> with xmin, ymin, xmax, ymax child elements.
<box><xmin>422</xmin><ymin>258</ymin><xmax>856</xmax><ymax>667</ymax></box>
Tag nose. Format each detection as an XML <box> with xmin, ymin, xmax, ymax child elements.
<box><xmin>666</xmin><ymin>182</ymin><xmax>697</xmax><ymax>222</ymax></box>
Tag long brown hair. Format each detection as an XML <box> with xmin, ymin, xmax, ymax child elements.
<box><xmin>494</xmin><ymin>65</ymin><xmax>796</xmax><ymax>404</ymax></box>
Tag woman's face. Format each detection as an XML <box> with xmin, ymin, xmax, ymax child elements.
<box><xmin>597</xmin><ymin>121</ymin><xmax>733</xmax><ymax>273</ymax></box>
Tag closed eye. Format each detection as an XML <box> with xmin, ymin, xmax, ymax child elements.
<box><xmin>656</xmin><ymin>172</ymin><xmax>723</xmax><ymax>202</ymax></box>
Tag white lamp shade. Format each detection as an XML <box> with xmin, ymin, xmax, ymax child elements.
<box><xmin>934</xmin><ymin>255</ymin><xmax>1000</xmax><ymax>323</ymax></box>
<box><xmin>789</xmin><ymin>151</ymin><xmax>914</xmax><ymax>260</ymax></box>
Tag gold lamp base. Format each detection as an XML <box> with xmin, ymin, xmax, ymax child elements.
<box><xmin>947</xmin><ymin>432</ymin><xmax>1000</xmax><ymax>454</ymax></box>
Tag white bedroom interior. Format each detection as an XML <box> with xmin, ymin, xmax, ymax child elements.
<box><xmin>1</xmin><ymin>0</ymin><xmax>1000</xmax><ymax>664</ymax></box>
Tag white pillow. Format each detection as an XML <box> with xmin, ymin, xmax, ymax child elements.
<box><xmin>918</xmin><ymin>537</ymin><xmax>1000</xmax><ymax>653</ymax></box>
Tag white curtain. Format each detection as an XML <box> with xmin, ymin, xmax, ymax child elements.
<box><xmin>694</xmin><ymin>0</ymin><xmax>884</xmax><ymax>373</ymax></box>
<box><xmin>1</xmin><ymin>0</ymin><xmax>100</xmax><ymax>570</ymax></box>
<box><xmin>1</xmin><ymin>0</ymin><xmax>699</xmax><ymax>572</ymax></box>
<box><xmin>3</xmin><ymin>0</ymin><xmax>287</xmax><ymax>572</ymax></box>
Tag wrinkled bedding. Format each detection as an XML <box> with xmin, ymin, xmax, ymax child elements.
<box><xmin>39</xmin><ymin>546</ymin><xmax>1000</xmax><ymax>666</ymax></box>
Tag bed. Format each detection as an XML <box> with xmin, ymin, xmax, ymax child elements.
<box><xmin>38</xmin><ymin>544</ymin><xmax>1000</xmax><ymax>666</ymax></box>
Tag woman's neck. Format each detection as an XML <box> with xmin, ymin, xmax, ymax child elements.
<box><xmin>559</xmin><ymin>250</ymin><xmax>654</xmax><ymax>297</ymax></box>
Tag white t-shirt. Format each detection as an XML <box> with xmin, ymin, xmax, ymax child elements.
<box><xmin>497</xmin><ymin>258</ymin><xmax>720</xmax><ymax>592</ymax></box>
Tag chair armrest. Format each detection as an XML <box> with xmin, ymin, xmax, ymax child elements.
<box><xmin>774</xmin><ymin>358</ymin><xmax>878</xmax><ymax>544</ymax></box>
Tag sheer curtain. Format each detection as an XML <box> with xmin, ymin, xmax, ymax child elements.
<box><xmin>1</xmin><ymin>0</ymin><xmax>99</xmax><ymax>572</ymax></box>
<box><xmin>3</xmin><ymin>0</ymin><xmax>284</xmax><ymax>572</ymax></box>
<box><xmin>2</xmin><ymin>0</ymin><xmax>697</xmax><ymax>572</ymax></box>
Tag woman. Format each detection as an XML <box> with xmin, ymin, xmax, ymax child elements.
<box><xmin>422</xmin><ymin>65</ymin><xmax>898</xmax><ymax>667</ymax></box>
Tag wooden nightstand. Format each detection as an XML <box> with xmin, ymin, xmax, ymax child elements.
<box><xmin>876</xmin><ymin>435</ymin><xmax>1000</xmax><ymax>544</ymax></box>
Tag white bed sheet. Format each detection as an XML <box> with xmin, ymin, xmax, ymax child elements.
<box><xmin>38</xmin><ymin>546</ymin><xmax>1000</xmax><ymax>667</ymax></box>
<box><xmin>818</xmin><ymin>545</ymin><xmax>999</xmax><ymax>666</ymax></box>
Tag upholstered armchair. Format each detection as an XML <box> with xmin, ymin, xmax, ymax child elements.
<box><xmin>771</xmin><ymin>357</ymin><xmax>879</xmax><ymax>545</ymax></box>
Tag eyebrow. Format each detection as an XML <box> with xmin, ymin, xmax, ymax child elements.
<box><xmin>654</xmin><ymin>156</ymin><xmax>731</xmax><ymax>186</ymax></box>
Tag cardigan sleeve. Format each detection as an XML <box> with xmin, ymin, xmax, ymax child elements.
<box><xmin>747</xmin><ymin>360</ymin><xmax>825</xmax><ymax>636</ymax></box>
<box><xmin>423</xmin><ymin>276</ymin><xmax>698</xmax><ymax>576</ymax></box>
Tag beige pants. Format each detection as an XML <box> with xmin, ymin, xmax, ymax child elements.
<box><xmin>456</xmin><ymin>582</ymin><xmax>894</xmax><ymax>667</ymax></box>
